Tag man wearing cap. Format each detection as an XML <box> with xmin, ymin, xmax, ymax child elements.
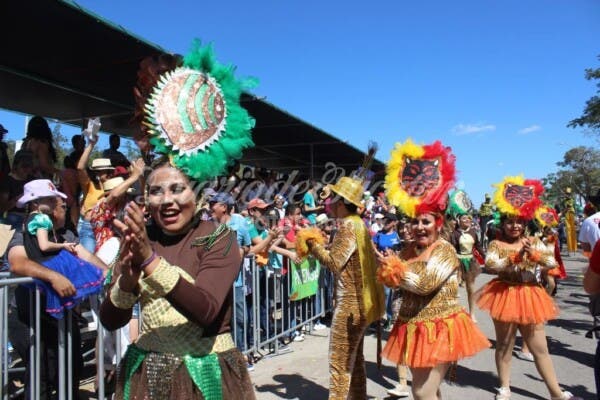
<box><xmin>370</xmin><ymin>213</ymin><xmax>385</xmax><ymax>235</ymax></box>
<box><xmin>244</xmin><ymin>198</ymin><xmax>292</xmax><ymax>348</ymax></box>
<box><xmin>210</xmin><ymin>192</ymin><xmax>254</xmax><ymax>363</ymax></box>
<box><xmin>301</xmin><ymin>176</ymin><xmax>385</xmax><ymax>400</ymax></box>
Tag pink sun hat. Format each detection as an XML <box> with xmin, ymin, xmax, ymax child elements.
<box><xmin>17</xmin><ymin>179</ymin><xmax>67</xmax><ymax>208</ymax></box>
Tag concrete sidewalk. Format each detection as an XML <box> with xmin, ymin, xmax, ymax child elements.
<box><xmin>250</xmin><ymin>253</ymin><xmax>596</xmax><ymax>400</ymax></box>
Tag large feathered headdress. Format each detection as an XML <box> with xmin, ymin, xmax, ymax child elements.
<box><xmin>535</xmin><ymin>204</ymin><xmax>559</xmax><ymax>228</ymax></box>
<box><xmin>385</xmin><ymin>139</ymin><xmax>456</xmax><ymax>218</ymax></box>
<box><xmin>492</xmin><ymin>175</ymin><xmax>544</xmax><ymax>220</ymax></box>
<box><xmin>133</xmin><ymin>40</ymin><xmax>256</xmax><ymax>181</ymax></box>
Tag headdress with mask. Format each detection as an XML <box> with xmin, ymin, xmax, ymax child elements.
<box><xmin>535</xmin><ymin>204</ymin><xmax>559</xmax><ymax>228</ymax></box>
<box><xmin>492</xmin><ymin>175</ymin><xmax>544</xmax><ymax>220</ymax></box>
<box><xmin>385</xmin><ymin>138</ymin><xmax>456</xmax><ymax>218</ymax></box>
<box><xmin>134</xmin><ymin>40</ymin><xmax>256</xmax><ymax>181</ymax></box>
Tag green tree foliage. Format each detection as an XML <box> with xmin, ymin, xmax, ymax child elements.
<box><xmin>52</xmin><ymin>123</ymin><xmax>69</xmax><ymax>166</ymax></box>
<box><xmin>543</xmin><ymin>146</ymin><xmax>600</xmax><ymax>205</ymax></box>
<box><xmin>124</xmin><ymin>139</ymin><xmax>141</xmax><ymax>160</ymax></box>
<box><xmin>568</xmin><ymin>56</ymin><xmax>600</xmax><ymax>135</ymax></box>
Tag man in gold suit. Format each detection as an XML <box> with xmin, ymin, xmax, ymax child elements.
<box><xmin>305</xmin><ymin>176</ymin><xmax>385</xmax><ymax>400</ymax></box>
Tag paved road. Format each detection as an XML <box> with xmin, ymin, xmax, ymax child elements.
<box><xmin>249</xmin><ymin>252</ymin><xmax>596</xmax><ymax>400</ymax></box>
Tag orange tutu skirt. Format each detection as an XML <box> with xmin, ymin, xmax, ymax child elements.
<box><xmin>382</xmin><ymin>310</ymin><xmax>490</xmax><ymax>368</ymax></box>
<box><xmin>476</xmin><ymin>279</ymin><xmax>558</xmax><ymax>324</ymax></box>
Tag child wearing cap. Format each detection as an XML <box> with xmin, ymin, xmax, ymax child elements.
<box><xmin>18</xmin><ymin>179</ymin><xmax>105</xmax><ymax>318</ymax></box>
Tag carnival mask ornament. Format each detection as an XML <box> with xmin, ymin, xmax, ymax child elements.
<box><xmin>492</xmin><ymin>175</ymin><xmax>544</xmax><ymax>220</ymax></box>
<box><xmin>135</xmin><ymin>40</ymin><xmax>256</xmax><ymax>181</ymax></box>
<box><xmin>385</xmin><ymin>139</ymin><xmax>456</xmax><ymax>218</ymax></box>
<box><xmin>535</xmin><ymin>204</ymin><xmax>559</xmax><ymax>228</ymax></box>
<box><xmin>446</xmin><ymin>189</ymin><xmax>473</xmax><ymax>220</ymax></box>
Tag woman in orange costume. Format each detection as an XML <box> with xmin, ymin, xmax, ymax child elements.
<box><xmin>378</xmin><ymin>139</ymin><xmax>489</xmax><ymax>400</ymax></box>
<box><xmin>536</xmin><ymin>205</ymin><xmax>567</xmax><ymax>295</ymax></box>
<box><xmin>477</xmin><ymin>176</ymin><xmax>581</xmax><ymax>400</ymax></box>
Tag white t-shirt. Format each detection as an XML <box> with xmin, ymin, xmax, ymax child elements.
<box><xmin>578</xmin><ymin>211</ymin><xmax>600</xmax><ymax>248</ymax></box>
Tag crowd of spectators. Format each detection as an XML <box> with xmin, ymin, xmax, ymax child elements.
<box><xmin>2</xmin><ymin>116</ymin><xmax>599</xmax><ymax>398</ymax></box>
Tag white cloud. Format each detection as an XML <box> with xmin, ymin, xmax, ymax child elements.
<box><xmin>452</xmin><ymin>123</ymin><xmax>496</xmax><ymax>135</ymax></box>
<box><xmin>518</xmin><ymin>125</ymin><xmax>541</xmax><ymax>135</ymax></box>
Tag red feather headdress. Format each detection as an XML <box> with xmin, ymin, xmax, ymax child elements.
<box><xmin>385</xmin><ymin>139</ymin><xmax>456</xmax><ymax>217</ymax></box>
<box><xmin>492</xmin><ymin>175</ymin><xmax>544</xmax><ymax>220</ymax></box>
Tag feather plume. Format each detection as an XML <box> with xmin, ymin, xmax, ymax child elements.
<box><xmin>376</xmin><ymin>254</ymin><xmax>407</xmax><ymax>288</ymax></box>
<box><xmin>357</xmin><ymin>141</ymin><xmax>378</xmax><ymax>180</ymax></box>
<box><xmin>295</xmin><ymin>227</ymin><xmax>326</xmax><ymax>259</ymax></box>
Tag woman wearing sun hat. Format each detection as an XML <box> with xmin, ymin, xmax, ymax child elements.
<box><xmin>377</xmin><ymin>139</ymin><xmax>490</xmax><ymax>400</ymax></box>
<box><xmin>90</xmin><ymin>159</ymin><xmax>145</xmax><ymax>261</ymax></box>
<box><xmin>476</xmin><ymin>176</ymin><xmax>582</xmax><ymax>400</ymax></box>
<box><xmin>77</xmin><ymin>132</ymin><xmax>115</xmax><ymax>253</ymax></box>
<box><xmin>296</xmin><ymin>144</ymin><xmax>385</xmax><ymax>400</ymax></box>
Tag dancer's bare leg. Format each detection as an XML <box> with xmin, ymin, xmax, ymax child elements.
<box><xmin>410</xmin><ymin>363</ymin><xmax>450</xmax><ymax>400</ymax></box>
<box><xmin>493</xmin><ymin>319</ymin><xmax>518</xmax><ymax>388</ymax></box>
<box><xmin>520</xmin><ymin>323</ymin><xmax>563</xmax><ymax>398</ymax></box>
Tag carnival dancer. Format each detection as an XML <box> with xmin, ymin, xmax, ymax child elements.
<box><xmin>378</xmin><ymin>139</ymin><xmax>490</xmax><ymax>400</ymax></box>
<box><xmin>476</xmin><ymin>176</ymin><xmax>582</xmax><ymax>400</ymax></box>
<box><xmin>447</xmin><ymin>189</ymin><xmax>484</xmax><ymax>319</ymax></box>
<box><xmin>535</xmin><ymin>204</ymin><xmax>567</xmax><ymax>296</ymax></box>
<box><xmin>99</xmin><ymin>41</ymin><xmax>256</xmax><ymax>399</ymax></box>
<box><xmin>563</xmin><ymin>187</ymin><xmax>578</xmax><ymax>255</ymax></box>
<box><xmin>296</xmin><ymin>144</ymin><xmax>385</xmax><ymax>400</ymax></box>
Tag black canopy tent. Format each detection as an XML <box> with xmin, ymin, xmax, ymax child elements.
<box><xmin>0</xmin><ymin>0</ymin><xmax>383</xmax><ymax>177</ymax></box>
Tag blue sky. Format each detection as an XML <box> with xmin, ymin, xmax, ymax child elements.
<box><xmin>2</xmin><ymin>0</ymin><xmax>599</xmax><ymax>207</ymax></box>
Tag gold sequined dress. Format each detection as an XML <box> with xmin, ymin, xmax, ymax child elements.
<box><xmin>309</xmin><ymin>215</ymin><xmax>384</xmax><ymax>400</ymax></box>
<box><xmin>382</xmin><ymin>239</ymin><xmax>490</xmax><ymax>368</ymax></box>
<box><xmin>476</xmin><ymin>237</ymin><xmax>559</xmax><ymax>324</ymax></box>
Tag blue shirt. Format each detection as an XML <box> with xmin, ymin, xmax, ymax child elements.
<box><xmin>228</xmin><ymin>214</ymin><xmax>251</xmax><ymax>288</ymax></box>
<box><xmin>303</xmin><ymin>191</ymin><xmax>317</xmax><ymax>225</ymax></box>
<box><xmin>373</xmin><ymin>230</ymin><xmax>401</xmax><ymax>252</ymax></box>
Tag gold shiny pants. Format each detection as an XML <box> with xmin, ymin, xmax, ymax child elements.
<box><xmin>328</xmin><ymin>305</ymin><xmax>368</xmax><ymax>400</ymax></box>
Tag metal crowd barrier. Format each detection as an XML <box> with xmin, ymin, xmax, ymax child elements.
<box><xmin>231</xmin><ymin>256</ymin><xmax>334</xmax><ymax>360</ymax></box>
<box><xmin>0</xmin><ymin>255</ymin><xmax>335</xmax><ymax>399</ymax></box>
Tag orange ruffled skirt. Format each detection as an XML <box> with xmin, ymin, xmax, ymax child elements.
<box><xmin>382</xmin><ymin>310</ymin><xmax>490</xmax><ymax>368</ymax></box>
<box><xmin>476</xmin><ymin>279</ymin><xmax>558</xmax><ymax>324</ymax></box>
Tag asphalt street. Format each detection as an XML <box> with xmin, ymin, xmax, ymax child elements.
<box><xmin>250</xmin><ymin>252</ymin><xmax>596</xmax><ymax>400</ymax></box>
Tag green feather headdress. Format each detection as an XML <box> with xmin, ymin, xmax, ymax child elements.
<box><xmin>446</xmin><ymin>189</ymin><xmax>473</xmax><ymax>219</ymax></box>
<box><xmin>142</xmin><ymin>40</ymin><xmax>256</xmax><ymax>181</ymax></box>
